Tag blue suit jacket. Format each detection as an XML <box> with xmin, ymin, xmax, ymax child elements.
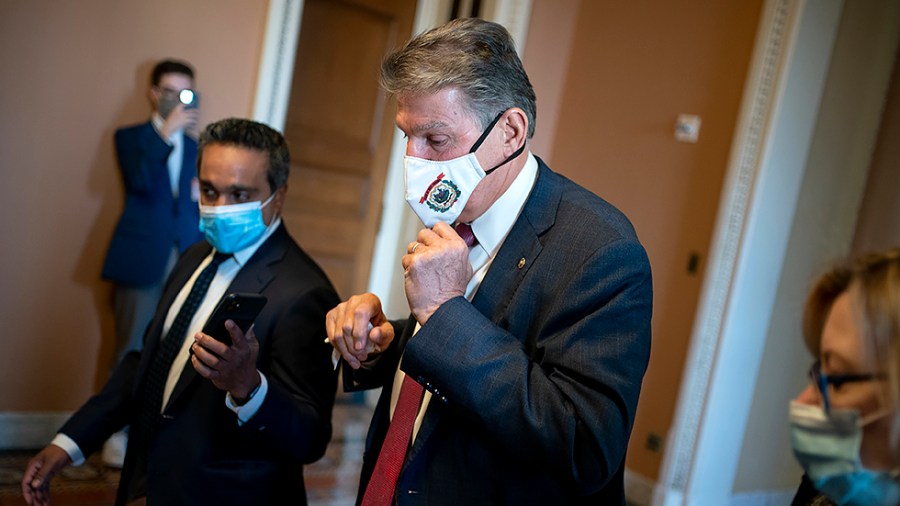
<box><xmin>346</xmin><ymin>159</ymin><xmax>653</xmax><ymax>505</ymax></box>
<box><xmin>63</xmin><ymin>224</ymin><xmax>339</xmax><ymax>505</ymax></box>
<box><xmin>102</xmin><ymin>121</ymin><xmax>203</xmax><ymax>287</ymax></box>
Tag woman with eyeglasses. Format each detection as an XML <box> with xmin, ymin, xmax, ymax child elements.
<box><xmin>791</xmin><ymin>249</ymin><xmax>900</xmax><ymax>506</ymax></box>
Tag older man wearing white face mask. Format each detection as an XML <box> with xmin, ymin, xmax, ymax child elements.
<box><xmin>326</xmin><ymin>17</ymin><xmax>653</xmax><ymax>506</ymax></box>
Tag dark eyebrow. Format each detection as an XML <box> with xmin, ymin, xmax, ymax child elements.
<box><xmin>405</xmin><ymin>120</ymin><xmax>450</xmax><ymax>136</ymax></box>
<box><xmin>198</xmin><ymin>180</ymin><xmax>254</xmax><ymax>193</ymax></box>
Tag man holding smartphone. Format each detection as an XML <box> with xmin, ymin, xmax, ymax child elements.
<box><xmin>98</xmin><ymin>58</ymin><xmax>205</xmax><ymax>469</ymax></box>
<box><xmin>103</xmin><ymin>59</ymin><xmax>203</xmax><ymax>372</ymax></box>
<box><xmin>23</xmin><ymin>118</ymin><xmax>339</xmax><ymax>505</ymax></box>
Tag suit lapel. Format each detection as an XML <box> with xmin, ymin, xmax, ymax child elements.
<box><xmin>409</xmin><ymin>160</ymin><xmax>563</xmax><ymax>458</ymax></box>
<box><xmin>470</xmin><ymin>160</ymin><xmax>559</xmax><ymax>322</ymax></box>
<box><xmin>135</xmin><ymin>244</ymin><xmax>211</xmax><ymax>394</ymax></box>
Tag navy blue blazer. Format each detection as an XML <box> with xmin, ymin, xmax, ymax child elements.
<box><xmin>102</xmin><ymin>121</ymin><xmax>203</xmax><ymax>287</ymax></box>
<box><xmin>346</xmin><ymin>158</ymin><xmax>653</xmax><ymax>505</ymax></box>
<box><xmin>63</xmin><ymin>224</ymin><xmax>339</xmax><ymax>505</ymax></box>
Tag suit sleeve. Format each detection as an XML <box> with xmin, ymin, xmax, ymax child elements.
<box><xmin>238</xmin><ymin>285</ymin><xmax>340</xmax><ymax>464</ymax></box>
<box><xmin>340</xmin><ymin>318</ymin><xmax>410</xmax><ymax>392</ymax></box>
<box><xmin>401</xmin><ymin>237</ymin><xmax>652</xmax><ymax>495</ymax></box>
<box><xmin>57</xmin><ymin>351</ymin><xmax>141</xmax><ymax>457</ymax></box>
<box><xmin>114</xmin><ymin>126</ymin><xmax>173</xmax><ymax>194</ymax></box>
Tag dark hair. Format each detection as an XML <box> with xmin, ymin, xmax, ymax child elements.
<box><xmin>380</xmin><ymin>18</ymin><xmax>537</xmax><ymax>138</ymax></box>
<box><xmin>197</xmin><ymin>118</ymin><xmax>290</xmax><ymax>192</ymax></box>
<box><xmin>151</xmin><ymin>59</ymin><xmax>195</xmax><ymax>86</ymax></box>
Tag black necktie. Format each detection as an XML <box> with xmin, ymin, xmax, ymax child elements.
<box><xmin>139</xmin><ymin>252</ymin><xmax>229</xmax><ymax>440</ymax></box>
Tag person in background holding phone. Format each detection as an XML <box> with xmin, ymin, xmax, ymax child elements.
<box><xmin>98</xmin><ymin>58</ymin><xmax>204</xmax><ymax>469</ymax></box>
<box><xmin>22</xmin><ymin>118</ymin><xmax>339</xmax><ymax>506</ymax></box>
<box><xmin>103</xmin><ymin>58</ymin><xmax>203</xmax><ymax>371</ymax></box>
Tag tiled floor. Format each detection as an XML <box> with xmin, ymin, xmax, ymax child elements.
<box><xmin>0</xmin><ymin>402</ymin><xmax>373</xmax><ymax>506</ymax></box>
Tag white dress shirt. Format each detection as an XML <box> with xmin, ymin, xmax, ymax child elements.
<box><xmin>390</xmin><ymin>152</ymin><xmax>539</xmax><ymax>442</ymax></box>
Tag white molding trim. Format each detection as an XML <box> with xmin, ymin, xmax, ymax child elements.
<box><xmin>251</xmin><ymin>0</ymin><xmax>304</xmax><ymax>131</ymax></box>
<box><xmin>659</xmin><ymin>0</ymin><xmax>795</xmax><ymax>492</ymax></box>
<box><xmin>655</xmin><ymin>0</ymin><xmax>845</xmax><ymax>503</ymax></box>
<box><xmin>0</xmin><ymin>412</ymin><xmax>72</xmax><ymax>450</ymax></box>
<box><xmin>481</xmin><ymin>0</ymin><xmax>534</xmax><ymax>54</ymax></box>
<box><xmin>625</xmin><ymin>469</ymin><xmax>656</xmax><ymax>506</ymax></box>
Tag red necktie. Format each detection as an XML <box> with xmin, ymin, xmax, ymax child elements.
<box><xmin>360</xmin><ymin>374</ymin><xmax>424</xmax><ymax>505</ymax></box>
<box><xmin>455</xmin><ymin>222</ymin><xmax>477</xmax><ymax>247</ymax></box>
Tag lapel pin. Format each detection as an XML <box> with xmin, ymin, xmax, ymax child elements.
<box><xmin>517</xmin><ymin>258</ymin><xmax>526</xmax><ymax>269</ymax></box>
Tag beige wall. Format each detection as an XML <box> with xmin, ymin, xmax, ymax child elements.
<box><xmin>526</xmin><ymin>0</ymin><xmax>763</xmax><ymax>480</ymax></box>
<box><xmin>853</xmin><ymin>46</ymin><xmax>900</xmax><ymax>254</ymax></box>
<box><xmin>0</xmin><ymin>0</ymin><xmax>269</xmax><ymax>410</ymax></box>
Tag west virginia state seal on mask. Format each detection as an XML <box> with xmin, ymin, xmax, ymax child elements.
<box><xmin>420</xmin><ymin>173</ymin><xmax>461</xmax><ymax>213</ymax></box>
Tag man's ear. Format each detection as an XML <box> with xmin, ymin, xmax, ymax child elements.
<box><xmin>267</xmin><ymin>184</ymin><xmax>289</xmax><ymax>223</ymax></box>
<box><xmin>148</xmin><ymin>86</ymin><xmax>160</xmax><ymax>111</ymax></box>
<box><xmin>501</xmin><ymin>108</ymin><xmax>528</xmax><ymax>156</ymax></box>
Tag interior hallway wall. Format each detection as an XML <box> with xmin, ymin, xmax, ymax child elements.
<box><xmin>535</xmin><ymin>0</ymin><xmax>764</xmax><ymax>480</ymax></box>
<box><xmin>0</xmin><ymin>0</ymin><xmax>269</xmax><ymax>411</ymax></box>
<box><xmin>853</xmin><ymin>45</ymin><xmax>900</xmax><ymax>255</ymax></box>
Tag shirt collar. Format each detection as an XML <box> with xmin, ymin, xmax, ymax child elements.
<box><xmin>469</xmin><ymin>151</ymin><xmax>538</xmax><ymax>257</ymax></box>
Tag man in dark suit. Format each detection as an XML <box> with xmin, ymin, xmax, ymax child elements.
<box><xmin>23</xmin><ymin>118</ymin><xmax>339</xmax><ymax>506</ymax></box>
<box><xmin>327</xmin><ymin>18</ymin><xmax>653</xmax><ymax>505</ymax></box>
<box><xmin>103</xmin><ymin>59</ymin><xmax>204</xmax><ymax>371</ymax></box>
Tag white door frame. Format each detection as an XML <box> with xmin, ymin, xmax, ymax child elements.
<box><xmin>251</xmin><ymin>0</ymin><xmax>532</xmax><ymax>316</ymax></box>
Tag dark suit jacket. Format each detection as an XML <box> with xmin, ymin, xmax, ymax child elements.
<box><xmin>62</xmin><ymin>224</ymin><xmax>339</xmax><ymax>505</ymax></box>
<box><xmin>102</xmin><ymin>121</ymin><xmax>203</xmax><ymax>287</ymax></box>
<box><xmin>345</xmin><ymin>159</ymin><xmax>653</xmax><ymax>505</ymax></box>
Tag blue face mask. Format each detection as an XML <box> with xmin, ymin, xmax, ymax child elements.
<box><xmin>789</xmin><ymin>401</ymin><xmax>900</xmax><ymax>506</ymax></box>
<box><xmin>198</xmin><ymin>193</ymin><xmax>276</xmax><ymax>254</ymax></box>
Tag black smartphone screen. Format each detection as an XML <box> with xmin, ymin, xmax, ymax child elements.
<box><xmin>202</xmin><ymin>293</ymin><xmax>267</xmax><ymax>345</ymax></box>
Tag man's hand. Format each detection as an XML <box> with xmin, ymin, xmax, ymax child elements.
<box><xmin>325</xmin><ymin>293</ymin><xmax>394</xmax><ymax>369</ymax></box>
<box><xmin>22</xmin><ymin>444</ymin><xmax>71</xmax><ymax>506</ymax></box>
<box><xmin>159</xmin><ymin>103</ymin><xmax>199</xmax><ymax>140</ymax></box>
<box><xmin>402</xmin><ymin>221</ymin><xmax>473</xmax><ymax>325</ymax></box>
<box><xmin>190</xmin><ymin>321</ymin><xmax>260</xmax><ymax>401</ymax></box>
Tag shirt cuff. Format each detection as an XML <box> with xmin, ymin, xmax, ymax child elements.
<box><xmin>51</xmin><ymin>433</ymin><xmax>85</xmax><ymax>466</ymax></box>
<box><xmin>225</xmin><ymin>372</ymin><xmax>267</xmax><ymax>426</ymax></box>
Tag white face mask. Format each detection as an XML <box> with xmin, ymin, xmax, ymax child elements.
<box><xmin>403</xmin><ymin>112</ymin><xmax>524</xmax><ymax>228</ymax></box>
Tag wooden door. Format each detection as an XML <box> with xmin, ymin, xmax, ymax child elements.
<box><xmin>282</xmin><ymin>0</ymin><xmax>417</xmax><ymax>299</ymax></box>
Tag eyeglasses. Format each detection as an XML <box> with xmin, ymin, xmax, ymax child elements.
<box><xmin>808</xmin><ymin>360</ymin><xmax>886</xmax><ymax>414</ymax></box>
<box><xmin>155</xmin><ymin>86</ymin><xmax>192</xmax><ymax>100</ymax></box>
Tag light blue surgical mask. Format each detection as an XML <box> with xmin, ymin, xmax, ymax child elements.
<box><xmin>789</xmin><ymin>400</ymin><xmax>900</xmax><ymax>506</ymax></box>
<box><xmin>199</xmin><ymin>193</ymin><xmax>276</xmax><ymax>254</ymax></box>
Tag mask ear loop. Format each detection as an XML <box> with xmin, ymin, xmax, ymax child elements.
<box><xmin>260</xmin><ymin>191</ymin><xmax>277</xmax><ymax>209</ymax></box>
<box><xmin>859</xmin><ymin>407</ymin><xmax>893</xmax><ymax>427</ymax></box>
<box><xmin>470</xmin><ymin>111</ymin><xmax>527</xmax><ymax>175</ymax></box>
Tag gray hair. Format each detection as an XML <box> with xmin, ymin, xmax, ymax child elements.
<box><xmin>198</xmin><ymin>118</ymin><xmax>289</xmax><ymax>192</ymax></box>
<box><xmin>381</xmin><ymin>18</ymin><xmax>537</xmax><ymax>138</ymax></box>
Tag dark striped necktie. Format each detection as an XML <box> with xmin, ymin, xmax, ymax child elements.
<box><xmin>139</xmin><ymin>252</ymin><xmax>230</xmax><ymax>440</ymax></box>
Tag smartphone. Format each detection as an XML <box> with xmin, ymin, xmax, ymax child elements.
<box><xmin>180</xmin><ymin>89</ymin><xmax>199</xmax><ymax>110</ymax></box>
<box><xmin>202</xmin><ymin>293</ymin><xmax>267</xmax><ymax>345</ymax></box>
